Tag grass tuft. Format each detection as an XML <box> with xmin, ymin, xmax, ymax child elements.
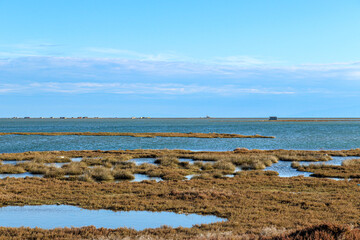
<box><xmin>112</xmin><ymin>169</ymin><xmax>135</xmax><ymax>180</ymax></box>
<box><xmin>89</xmin><ymin>166</ymin><xmax>114</xmax><ymax>181</ymax></box>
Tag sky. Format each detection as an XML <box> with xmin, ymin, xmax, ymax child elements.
<box><xmin>1</xmin><ymin>0</ymin><xmax>360</xmax><ymax>117</ymax></box>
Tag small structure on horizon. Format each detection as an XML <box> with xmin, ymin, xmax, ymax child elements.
<box><xmin>269</xmin><ymin>116</ymin><xmax>278</xmax><ymax>121</ymax></box>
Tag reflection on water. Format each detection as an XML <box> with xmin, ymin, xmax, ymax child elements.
<box><xmin>0</xmin><ymin>205</ymin><xmax>226</xmax><ymax>230</ymax></box>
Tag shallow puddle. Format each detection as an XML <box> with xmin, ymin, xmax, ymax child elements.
<box><xmin>299</xmin><ymin>156</ymin><xmax>360</xmax><ymax>166</ymax></box>
<box><xmin>266</xmin><ymin>156</ymin><xmax>360</xmax><ymax>178</ymax></box>
<box><xmin>0</xmin><ymin>205</ymin><xmax>225</xmax><ymax>230</ymax></box>
<box><xmin>71</xmin><ymin>157</ymin><xmax>82</xmax><ymax>162</ymax></box>
<box><xmin>0</xmin><ymin>172</ymin><xmax>42</xmax><ymax>179</ymax></box>
<box><xmin>1</xmin><ymin>160</ymin><xmax>29</xmax><ymax>165</ymax></box>
<box><xmin>265</xmin><ymin>161</ymin><xmax>312</xmax><ymax>177</ymax></box>
<box><xmin>1</xmin><ymin>160</ymin><xmax>19</xmax><ymax>165</ymax></box>
<box><xmin>45</xmin><ymin>162</ymin><xmax>66</xmax><ymax>168</ymax></box>
<box><xmin>185</xmin><ymin>174</ymin><xmax>194</xmax><ymax>180</ymax></box>
<box><xmin>179</xmin><ymin>158</ymin><xmax>195</xmax><ymax>163</ymax></box>
<box><xmin>131</xmin><ymin>174</ymin><xmax>162</xmax><ymax>182</ymax></box>
<box><xmin>129</xmin><ymin>158</ymin><xmax>156</xmax><ymax>165</ymax></box>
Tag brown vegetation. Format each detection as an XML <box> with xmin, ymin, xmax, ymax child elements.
<box><xmin>61</xmin><ymin>162</ymin><xmax>87</xmax><ymax>175</ymax></box>
<box><xmin>268</xmin><ymin>223</ymin><xmax>360</xmax><ymax>240</ymax></box>
<box><xmin>1</xmin><ymin>149</ymin><xmax>360</xmax><ymax>182</ymax></box>
<box><xmin>0</xmin><ymin>175</ymin><xmax>360</xmax><ymax>239</ymax></box>
<box><xmin>44</xmin><ymin>168</ymin><xmax>65</xmax><ymax>178</ymax></box>
<box><xmin>88</xmin><ymin>166</ymin><xmax>114</xmax><ymax>181</ymax></box>
<box><xmin>213</xmin><ymin>161</ymin><xmax>236</xmax><ymax>173</ymax></box>
<box><xmin>154</xmin><ymin>156</ymin><xmax>180</xmax><ymax>167</ymax></box>
<box><xmin>112</xmin><ymin>168</ymin><xmax>135</xmax><ymax>180</ymax></box>
<box><xmin>1</xmin><ymin>146</ymin><xmax>360</xmax><ymax>238</ymax></box>
<box><xmin>17</xmin><ymin>162</ymin><xmax>49</xmax><ymax>174</ymax></box>
<box><xmin>274</xmin><ymin>152</ymin><xmax>332</xmax><ymax>162</ymax></box>
<box><xmin>0</xmin><ymin>152</ymin><xmax>71</xmax><ymax>163</ymax></box>
<box><xmin>0</xmin><ymin>165</ymin><xmax>26</xmax><ymax>174</ymax></box>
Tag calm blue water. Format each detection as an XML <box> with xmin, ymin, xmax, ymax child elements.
<box><xmin>1</xmin><ymin>118</ymin><xmax>360</xmax><ymax>152</ymax></box>
<box><xmin>0</xmin><ymin>205</ymin><xmax>225</xmax><ymax>229</ymax></box>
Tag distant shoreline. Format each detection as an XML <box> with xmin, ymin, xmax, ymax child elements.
<box><xmin>2</xmin><ymin>117</ymin><xmax>360</xmax><ymax>122</ymax></box>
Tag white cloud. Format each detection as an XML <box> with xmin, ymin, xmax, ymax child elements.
<box><xmin>2</xmin><ymin>55</ymin><xmax>360</xmax><ymax>81</ymax></box>
<box><xmin>2</xmin><ymin>42</ymin><xmax>360</xmax><ymax>80</ymax></box>
<box><xmin>346</xmin><ymin>71</ymin><xmax>360</xmax><ymax>80</ymax></box>
<box><xmin>211</xmin><ymin>55</ymin><xmax>271</xmax><ymax>67</ymax></box>
<box><xmin>0</xmin><ymin>84</ymin><xmax>28</xmax><ymax>93</ymax></box>
<box><xmin>86</xmin><ymin>48</ymin><xmax>185</xmax><ymax>62</ymax></box>
<box><xmin>0</xmin><ymin>82</ymin><xmax>295</xmax><ymax>95</ymax></box>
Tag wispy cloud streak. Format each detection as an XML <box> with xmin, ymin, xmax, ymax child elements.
<box><xmin>1</xmin><ymin>56</ymin><xmax>360</xmax><ymax>80</ymax></box>
<box><xmin>0</xmin><ymin>82</ymin><xmax>295</xmax><ymax>95</ymax></box>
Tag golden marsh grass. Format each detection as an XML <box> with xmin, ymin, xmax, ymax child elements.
<box><xmin>0</xmin><ymin>175</ymin><xmax>360</xmax><ymax>239</ymax></box>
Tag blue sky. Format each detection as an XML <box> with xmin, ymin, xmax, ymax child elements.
<box><xmin>1</xmin><ymin>0</ymin><xmax>360</xmax><ymax>117</ymax></box>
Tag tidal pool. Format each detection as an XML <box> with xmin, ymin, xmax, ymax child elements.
<box><xmin>0</xmin><ymin>205</ymin><xmax>225</xmax><ymax>230</ymax></box>
<box><xmin>45</xmin><ymin>162</ymin><xmax>66</xmax><ymax>168</ymax></box>
<box><xmin>179</xmin><ymin>158</ymin><xmax>197</xmax><ymax>164</ymax></box>
<box><xmin>0</xmin><ymin>172</ymin><xmax>42</xmax><ymax>179</ymax></box>
<box><xmin>131</xmin><ymin>174</ymin><xmax>162</xmax><ymax>182</ymax></box>
<box><xmin>299</xmin><ymin>156</ymin><xmax>360</xmax><ymax>166</ymax></box>
<box><xmin>265</xmin><ymin>156</ymin><xmax>360</xmax><ymax>177</ymax></box>
<box><xmin>265</xmin><ymin>161</ymin><xmax>312</xmax><ymax>177</ymax></box>
<box><xmin>129</xmin><ymin>158</ymin><xmax>156</xmax><ymax>165</ymax></box>
<box><xmin>1</xmin><ymin>160</ymin><xmax>29</xmax><ymax>165</ymax></box>
<box><xmin>1</xmin><ymin>160</ymin><xmax>19</xmax><ymax>165</ymax></box>
<box><xmin>71</xmin><ymin>157</ymin><xmax>82</xmax><ymax>162</ymax></box>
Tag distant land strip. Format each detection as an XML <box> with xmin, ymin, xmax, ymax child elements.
<box><xmin>0</xmin><ymin>132</ymin><xmax>275</xmax><ymax>138</ymax></box>
<box><xmin>261</xmin><ymin>119</ymin><xmax>360</xmax><ymax>122</ymax></box>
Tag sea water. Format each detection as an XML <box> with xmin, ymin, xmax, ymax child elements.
<box><xmin>1</xmin><ymin>118</ymin><xmax>360</xmax><ymax>152</ymax></box>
